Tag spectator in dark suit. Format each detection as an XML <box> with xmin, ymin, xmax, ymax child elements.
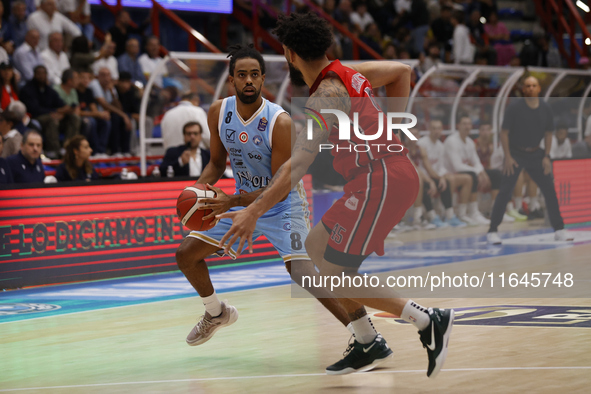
<box><xmin>55</xmin><ymin>135</ymin><xmax>99</xmax><ymax>181</ymax></box>
<box><xmin>159</xmin><ymin>121</ymin><xmax>210</xmax><ymax>177</ymax></box>
<box><xmin>19</xmin><ymin>65</ymin><xmax>78</xmax><ymax>159</ymax></box>
<box><xmin>6</xmin><ymin>129</ymin><xmax>45</xmax><ymax>183</ymax></box>
<box><xmin>0</xmin><ymin>136</ymin><xmax>14</xmax><ymax>184</ymax></box>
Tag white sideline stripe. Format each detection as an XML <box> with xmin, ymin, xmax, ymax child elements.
<box><xmin>1</xmin><ymin>366</ymin><xmax>590</xmax><ymax>392</ymax></box>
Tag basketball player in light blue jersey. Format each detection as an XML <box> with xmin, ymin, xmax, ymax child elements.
<box><xmin>176</xmin><ymin>46</ymin><xmax>401</xmax><ymax>372</ymax></box>
<box><xmin>175</xmin><ymin>45</ymin><xmax>352</xmax><ymax>347</ymax></box>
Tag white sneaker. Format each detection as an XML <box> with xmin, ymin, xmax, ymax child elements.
<box><xmin>503</xmin><ymin>213</ymin><xmax>516</xmax><ymax>223</ymax></box>
<box><xmin>487</xmin><ymin>232</ymin><xmax>502</xmax><ymax>245</ymax></box>
<box><xmin>469</xmin><ymin>212</ymin><xmax>491</xmax><ymax>225</ymax></box>
<box><xmin>458</xmin><ymin>215</ymin><xmax>477</xmax><ymax>226</ymax></box>
<box><xmin>421</xmin><ymin>220</ymin><xmax>437</xmax><ymax>230</ymax></box>
<box><xmin>554</xmin><ymin>229</ymin><xmax>574</xmax><ymax>242</ymax></box>
<box><xmin>393</xmin><ymin>223</ymin><xmax>410</xmax><ymax>232</ymax></box>
<box><xmin>186</xmin><ymin>301</ymin><xmax>239</xmax><ymax>346</ymax></box>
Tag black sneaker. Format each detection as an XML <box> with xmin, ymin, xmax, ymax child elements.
<box><xmin>528</xmin><ymin>209</ymin><xmax>545</xmax><ymax>220</ymax></box>
<box><xmin>325</xmin><ymin>334</ymin><xmax>393</xmax><ymax>375</ymax></box>
<box><xmin>419</xmin><ymin>308</ymin><xmax>455</xmax><ymax>378</ymax></box>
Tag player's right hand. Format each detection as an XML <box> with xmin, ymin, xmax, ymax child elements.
<box><xmin>197</xmin><ymin>184</ymin><xmax>234</xmax><ymax>221</ymax></box>
<box><xmin>503</xmin><ymin>156</ymin><xmax>518</xmax><ymax>176</ymax></box>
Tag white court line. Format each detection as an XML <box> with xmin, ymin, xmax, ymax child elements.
<box><xmin>1</xmin><ymin>366</ymin><xmax>590</xmax><ymax>392</ymax></box>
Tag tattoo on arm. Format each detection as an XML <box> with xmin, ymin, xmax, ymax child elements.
<box><xmin>248</xmin><ymin>77</ymin><xmax>351</xmax><ymax>213</ymax></box>
<box><xmin>348</xmin><ymin>306</ymin><xmax>368</xmax><ymax>321</ymax></box>
<box><xmin>293</xmin><ymin>77</ymin><xmax>352</xmax><ymax>158</ymax></box>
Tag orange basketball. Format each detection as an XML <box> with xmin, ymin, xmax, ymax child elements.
<box><xmin>176</xmin><ymin>184</ymin><xmax>218</xmax><ymax>231</ymax></box>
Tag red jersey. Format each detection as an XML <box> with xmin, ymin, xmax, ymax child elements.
<box><xmin>308</xmin><ymin>60</ymin><xmax>409</xmax><ymax>181</ymax></box>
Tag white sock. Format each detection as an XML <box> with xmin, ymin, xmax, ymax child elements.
<box><xmin>457</xmin><ymin>203</ymin><xmax>467</xmax><ymax>217</ymax></box>
<box><xmin>202</xmin><ymin>292</ymin><xmax>222</xmax><ymax>317</ymax></box>
<box><xmin>413</xmin><ymin>206</ymin><xmax>423</xmax><ymax>223</ymax></box>
<box><xmin>468</xmin><ymin>201</ymin><xmax>479</xmax><ymax>216</ymax></box>
<box><xmin>400</xmin><ymin>300</ymin><xmax>431</xmax><ymax>331</ymax></box>
<box><xmin>346</xmin><ymin>322</ymin><xmax>355</xmax><ymax>335</ymax></box>
<box><xmin>445</xmin><ymin>207</ymin><xmax>454</xmax><ymax>220</ymax></box>
<box><xmin>351</xmin><ymin>315</ymin><xmax>378</xmax><ymax>344</ymax></box>
<box><xmin>427</xmin><ymin>210</ymin><xmax>436</xmax><ymax>221</ymax></box>
<box><xmin>507</xmin><ymin>201</ymin><xmax>515</xmax><ymax>211</ymax></box>
<box><xmin>530</xmin><ymin>196</ymin><xmax>540</xmax><ymax>211</ymax></box>
<box><xmin>514</xmin><ymin>197</ymin><xmax>523</xmax><ymax>210</ymax></box>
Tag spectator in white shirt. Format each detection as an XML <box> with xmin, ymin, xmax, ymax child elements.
<box><xmin>92</xmin><ymin>41</ymin><xmax>119</xmax><ymax>80</ymax></box>
<box><xmin>444</xmin><ymin>115</ymin><xmax>498</xmax><ymax>225</ymax></box>
<box><xmin>40</xmin><ymin>32</ymin><xmax>71</xmax><ymax>85</ymax></box>
<box><xmin>26</xmin><ymin>0</ymin><xmax>81</xmax><ymax>51</ymax></box>
<box><xmin>58</xmin><ymin>0</ymin><xmax>94</xmax><ymax>43</ymax></box>
<box><xmin>349</xmin><ymin>2</ymin><xmax>374</xmax><ymax>34</ymax></box>
<box><xmin>13</xmin><ymin>29</ymin><xmax>43</xmax><ymax>81</ymax></box>
<box><xmin>160</xmin><ymin>92</ymin><xmax>210</xmax><ymax>150</ymax></box>
<box><xmin>541</xmin><ymin>125</ymin><xmax>572</xmax><ymax>159</ymax></box>
<box><xmin>138</xmin><ymin>36</ymin><xmax>163</xmax><ymax>87</ymax></box>
<box><xmin>451</xmin><ymin>10</ymin><xmax>475</xmax><ymax>64</ymax></box>
<box><xmin>418</xmin><ymin>119</ymin><xmax>474</xmax><ymax>225</ymax></box>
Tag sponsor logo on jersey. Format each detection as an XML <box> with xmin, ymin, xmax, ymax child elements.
<box><xmin>247</xmin><ymin>152</ymin><xmax>262</xmax><ymax>162</ymax></box>
<box><xmin>283</xmin><ymin>222</ymin><xmax>292</xmax><ymax>231</ymax></box>
<box><xmin>0</xmin><ymin>303</ymin><xmax>61</xmax><ymax>315</ymax></box>
<box><xmin>253</xmin><ymin>135</ymin><xmax>263</xmax><ymax>146</ymax></box>
<box><xmin>345</xmin><ymin>195</ymin><xmax>359</xmax><ymax>210</ymax></box>
<box><xmin>232</xmin><ymin>158</ymin><xmax>244</xmax><ymax>167</ymax></box>
<box><xmin>229</xmin><ymin>147</ymin><xmax>242</xmax><ymax>157</ymax></box>
<box><xmin>236</xmin><ymin>170</ymin><xmax>270</xmax><ymax>188</ymax></box>
<box><xmin>226</xmin><ymin>129</ymin><xmax>236</xmax><ymax>142</ymax></box>
<box><xmin>351</xmin><ymin>73</ymin><xmax>365</xmax><ymax>93</ymax></box>
<box><xmin>239</xmin><ymin>132</ymin><xmax>249</xmax><ymax>144</ymax></box>
<box><xmin>257</xmin><ymin>117</ymin><xmax>268</xmax><ymax>132</ymax></box>
<box><xmin>238</xmin><ymin>189</ymin><xmax>248</xmax><ymax>194</ymax></box>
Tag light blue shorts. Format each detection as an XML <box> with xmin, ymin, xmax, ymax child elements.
<box><xmin>188</xmin><ymin>194</ymin><xmax>311</xmax><ymax>262</ymax></box>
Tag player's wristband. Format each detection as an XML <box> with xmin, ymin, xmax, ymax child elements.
<box><xmin>544</xmin><ymin>154</ymin><xmax>550</xmax><ymax>159</ymax></box>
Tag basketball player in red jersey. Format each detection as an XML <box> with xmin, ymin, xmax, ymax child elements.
<box><xmin>219</xmin><ymin>12</ymin><xmax>454</xmax><ymax>378</ymax></box>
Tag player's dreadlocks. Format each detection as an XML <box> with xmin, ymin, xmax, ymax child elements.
<box><xmin>227</xmin><ymin>44</ymin><xmax>266</xmax><ymax>76</ymax></box>
<box><xmin>273</xmin><ymin>12</ymin><xmax>333</xmax><ymax>61</ymax></box>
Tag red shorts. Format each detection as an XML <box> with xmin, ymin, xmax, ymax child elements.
<box><xmin>322</xmin><ymin>157</ymin><xmax>419</xmax><ymax>257</ymax></box>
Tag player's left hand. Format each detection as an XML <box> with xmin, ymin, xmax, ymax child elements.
<box><xmin>198</xmin><ymin>184</ymin><xmax>234</xmax><ymax>221</ymax></box>
<box><xmin>542</xmin><ymin>156</ymin><xmax>552</xmax><ymax>175</ymax></box>
<box><xmin>216</xmin><ymin>208</ymin><xmax>258</xmax><ymax>257</ymax></box>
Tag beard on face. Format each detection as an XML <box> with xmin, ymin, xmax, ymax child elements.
<box><xmin>288</xmin><ymin>62</ymin><xmax>307</xmax><ymax>87</ymax></box>
<box><xmin>235</xmin><ymin>84</ymin><xmax>260</xmax><ymax>104</ymax></box>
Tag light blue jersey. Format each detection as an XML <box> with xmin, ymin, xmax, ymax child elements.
<box><xmin>219</xmin><ymin>96</ymin><xmax>282</xmax><ymax>193</ymax></box>
<box><xmin>189</xmin><ymin>96</ymin><xmax>310</xmax><ymax>262</ymax></box>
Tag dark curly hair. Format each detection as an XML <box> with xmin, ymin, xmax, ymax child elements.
<box><xmin>273</xmin><ymin>12</ymin><xmax>333</xmax><ymax>61</ymax></box>
<box><xmin>227</xmin><ymin>44</ymin><xmax>266</xmax><ymax>77</ymax></box>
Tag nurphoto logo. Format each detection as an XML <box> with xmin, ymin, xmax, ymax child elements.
<box><xmin>304</xmin><ymin>107</ymin><xmax>418</xmax><ymax>153</ymax></box>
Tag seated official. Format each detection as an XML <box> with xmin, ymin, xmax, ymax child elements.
<box><xmin>159</xmin><ymin>121</ymin><xmax>210</xmax><ymax>177</ymax></box>
<box><xmin>0</xmin><ymin>137</ymin><xmax>14</xmax><ymax>184</ymax></box>
<box><xmin>6</xmin><ymin>130</ymin><xmax>45</xmax><ymax>183</ymax></box>
<box><xmin>56</xmin><ymin>135</ymin><xmax>99</xmax><ymax>182</ymax></box>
